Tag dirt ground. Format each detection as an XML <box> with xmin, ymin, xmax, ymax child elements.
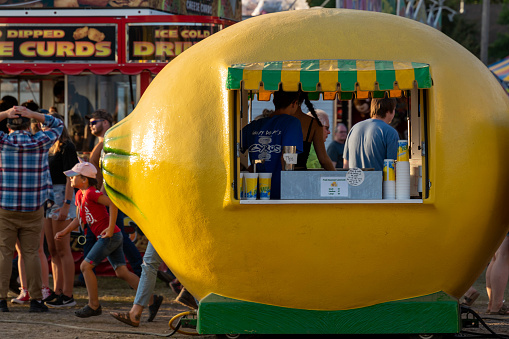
<box><xmin>1</xmin><ymin>270</ymin><xmax>509</xmax><ymax>339</ymax></box>
<box><xmin>0</xmin><ymin>277</ymin><xmax>214</xmax><ymax>339</ymax></box>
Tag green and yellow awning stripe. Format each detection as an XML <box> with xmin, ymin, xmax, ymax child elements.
<box><xmin>226</xmin><ymin>59</ymin><xmax>432</xmax><ymax>92</ymax></box>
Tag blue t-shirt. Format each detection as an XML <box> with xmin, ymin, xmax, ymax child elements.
<box><xmin>343</xmin><ymin>119</ymin><xmax>398</xmax><ymax>171</ymax></box>
<box><xmin>242</xmin><ymin>114</ymin><xmax>303</xmax><ymax>199</ymax></box>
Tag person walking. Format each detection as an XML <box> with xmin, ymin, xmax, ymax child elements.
<box><xmin>56</xmin><ymin>162</ymin><xmax>139</xmax><ymax>318</ymax></box>
<box><xmin>0</xmin><ymin>105</ymin><xmax>63</xmax><ymax>312</ymax></box>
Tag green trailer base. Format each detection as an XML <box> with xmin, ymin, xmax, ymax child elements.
<box><xmin>196</xmin><ymin>292</ymin><xmax>460</xmax><ymax>335</ymax></box>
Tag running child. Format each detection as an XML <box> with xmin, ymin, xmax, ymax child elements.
<box><xmin>55</xmin><ymin>161</ymin><xmax>139</xmax><ymax>318</ymax></box>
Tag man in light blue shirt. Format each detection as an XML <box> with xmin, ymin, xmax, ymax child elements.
<box><xmin>343</xmin><ymin>98</ymin><xmax>399</xmax><ymax>171</ymax></box>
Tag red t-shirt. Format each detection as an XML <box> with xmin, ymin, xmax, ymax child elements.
<box><xmin>75</xmin><ymin>186</ymin><xmax>120</xmax><ymax>237</ymax></box>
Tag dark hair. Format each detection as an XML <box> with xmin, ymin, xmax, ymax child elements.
<box><xmin>81</xmin><ymin>175</ymin><xmax>99</xmax><ymax>189</ymax></box>
<box><xmin>299</xmin><ymin>91</ymin><xmax>323</xmax><ymax>127</ymax></box>
<box><xmin>22</xmin><ymin>100</ymin><xmax>39</xmax><ymax>112</ymax></box>
<box><xmin>370</xmin><ymin>98</ymin><xmax>397</xmax><ymax>118</ymax></box>
<box><xmin>272</xmin><ymin>88</ymin><xmax>300</xmax><ymax>110</ymax></box>
<box><xmin>48</xmin><ymin>112</ymin><xmax>72</xmax><ymax>155</ymax></box>
<box><xmin>1</xmin><ymin>95</ymin><xmax>18</xmax><ymax>107</ymax></box>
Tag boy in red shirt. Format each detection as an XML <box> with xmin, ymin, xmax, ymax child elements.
<box><xmin>56</xmin><ymin>162</ymin><xmax>139</xmax><ymax>318</ymax></box>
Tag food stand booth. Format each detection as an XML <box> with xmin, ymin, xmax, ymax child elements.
<box><xmin>101</xmin><ymin>7</ymin><xmax>509</xmax><ymax>336</ymax></box>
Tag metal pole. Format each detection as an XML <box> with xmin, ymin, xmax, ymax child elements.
<box><xmin>481</xmin><ymin>0</ymin><xmax>490</xmax><ymax>64</ymax></box>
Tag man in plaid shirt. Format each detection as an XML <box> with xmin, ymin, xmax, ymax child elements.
<box><xmin>0</xmin><ymin>106</ymin><xmax>63</xmax><ymax>312</ymax></box>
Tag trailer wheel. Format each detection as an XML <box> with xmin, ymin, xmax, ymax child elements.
<box><xmin>409</xmin><ymin>334</ymin><xmax>444</xmax><ymax>339</ymax></box>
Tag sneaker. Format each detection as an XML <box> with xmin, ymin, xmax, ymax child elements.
<box><xmin>29</xmin><ymin>299</ymin><xmax>48</xmax><ymax>313</ymax></box>
<box><xmin>47</xmin><ymin>294</ymin><xmax>76</xmax><ymax>308</ymax></box>
<box><xmin>41</xmin><ymin>287</ymin><xmax>52</xmax><ymax>301</ymax></box>
<box><xmin>11</xmin><ymin>288</ymin><xmax>29</xmax><ymax>304</ymax></box>
<box><xmin>0</xmin><ymin>299</ymin><xmax>9</xmax><ymax>312</ymax></box>
<box><xmin>43</xmin><ymin>291</ymin><xmax>59</xmax><ymax>303</ymax></box>
<box><xmin>175</xmin><ymin>288</ymin><xmax>198</xmax><ymax>309</ymax></box>
<box><xmin>75</xmin><ymin>304</ymin><xmax>102</xmax><ymax>318</ymax></box>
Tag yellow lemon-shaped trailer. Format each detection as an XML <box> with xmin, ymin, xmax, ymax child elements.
<box><xmin>103</xmin><ymin>8</ymin><xmax>509</xmax><ymax>324</ymax></box>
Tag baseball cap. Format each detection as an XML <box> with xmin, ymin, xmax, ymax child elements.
<box><xmin>64</xmin><ymin>162</ymin><xmax>97</xmax><ymax>178</ymax></box>
<box><xmin>85</xmin><ymin>109</ymin><xmax>113</xmax><ymax>124</ymax></box>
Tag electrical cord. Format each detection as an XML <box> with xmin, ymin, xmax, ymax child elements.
<box><xmin>169</xmin><ymin>310</ymin><xmax>200</xmax><ymax>336</ymax></box>
<box><xmin>459</xmin><ymin>305</ymin><xmax>509</xmax><ymax>339</ymax></box>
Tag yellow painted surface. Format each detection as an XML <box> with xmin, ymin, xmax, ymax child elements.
<box><xmin>103</xmin><ymin>9</ymin><xmax>509</xmax><ymax>311</ymax></box>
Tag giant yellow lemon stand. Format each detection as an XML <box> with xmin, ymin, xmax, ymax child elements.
<box><xmin>102</xmin><ymin>8</ymin><xmax>509</xmax><ymax>336</ymax></box>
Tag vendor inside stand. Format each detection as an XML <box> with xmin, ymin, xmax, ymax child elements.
<box><xmin>241</xmin><ymin>89</ymin><xmax>304</xmax><ymax>199</ymax></box>
<box><xmin>343</xmin><ymin>97</ymin><xmax>398</xmax><ymax>171</ymax></box>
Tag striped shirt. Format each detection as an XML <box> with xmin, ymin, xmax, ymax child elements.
<box><xmin>0</xmin><ymin>115</ymin><xmax>63</xmax><ymax>212</ymax></box>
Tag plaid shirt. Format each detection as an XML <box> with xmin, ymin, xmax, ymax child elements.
<box><xmin>0</xmin><ymin>115</ymin><xmax>63</xmax><ymax>212</ymax></box>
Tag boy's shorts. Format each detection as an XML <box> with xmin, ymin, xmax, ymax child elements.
<box><xmin>85</xmin><ymin>232</ymin><xmax>126</xmax><ymax>270</ymax></box>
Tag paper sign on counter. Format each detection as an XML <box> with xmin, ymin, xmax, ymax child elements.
<box><xmin>320</xmin><ymin>177</ymin><xmax>348</xmax><ymax>197</ymax></box>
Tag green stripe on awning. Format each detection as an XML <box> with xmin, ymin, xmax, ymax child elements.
<box><xmin>226</xmin><ymin>59</ymin><xmax>432</xmax><ymax>92</ymax></box>
<box><xmin>261</xmin><ymin>61</ymin><xmax>283</xmax><ymax>91</ymax></box>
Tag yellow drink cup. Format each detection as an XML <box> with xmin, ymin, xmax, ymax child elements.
<box><xmin>397</xmin><ymin>140</ymin><xmax>409</xmax><ymax>162</ymax></box>
<box><xmin>258</xmin><ymin>173</ymin><xmax>272</xmax><ymax>200</ymax></box>
<box><xmin>244</xmin><ymin>173</ymin><xmax>258</xmax><ymax>200</ymax></box>
<box><xmin>383</xmin><ymin>159</ymin><xmax>395</xmax><ymax>181</ymax></box>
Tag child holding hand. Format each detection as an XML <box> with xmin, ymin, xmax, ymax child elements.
<box><xmin>55</xmin><ymin>161</ymin><xmax>139</xmax><ymax>318</ymax></box>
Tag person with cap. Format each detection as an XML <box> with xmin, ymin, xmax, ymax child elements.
<box><xmin>73</xmin><ymin>109</ymin><xmax>143</xmax><ymax>283</ymax></box>
<box><xmin>55</xmin><ymin>161</ymin><xmax>139</xmax><ymax>318</ymax></box>
<box><xmin>0</xmin><ymin>105</ymin><xmax>63</xmax><ymax>313</ymax></box>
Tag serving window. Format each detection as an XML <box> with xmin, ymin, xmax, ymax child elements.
<box><xmin>228</xmin><ymin>59</ymin><xmax>432</xmax><ymax>204</ymax></box>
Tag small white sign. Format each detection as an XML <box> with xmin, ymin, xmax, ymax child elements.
<box><xmin>346</xmin><ymin>167</ymin><xmax>365</xmax><ymax>186</ymax></box>
<box><xmin>283</xmin><ymin>153</ymin><xmax>298</xmax><ymax>164</ymax></box>
<box><xmin>320</xmin><ymin>177</ymin><xmax>348</xmax><ymax>197</ymax></box>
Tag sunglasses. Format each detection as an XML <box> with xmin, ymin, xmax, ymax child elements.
<box><xmin>89</xmin><ymin>119</ymin><xmax>105</xmax><ymax>126</ymax></box>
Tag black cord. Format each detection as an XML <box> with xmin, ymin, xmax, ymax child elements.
<box><xmin>460</xmin><ymin>305</ymin><xmax>509</xmax><ymax>339</ymax></box>
<box><xmin>164</xmin><ymin>317</ymin><xmax>182</xmax><ymax>337</ymax></box>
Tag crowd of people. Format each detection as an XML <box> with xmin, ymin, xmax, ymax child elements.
<box><xmin>0</xmin><ymin>95</ymin><xmax>197</xmax><ymax>326</ymax></box>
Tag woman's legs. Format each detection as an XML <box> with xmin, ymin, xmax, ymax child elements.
<box><xmin>44</xmin><ymin>217</ymin><xmax>62</xmax><ymax>293</ymax></box>
<box><xmin>488</xmin><ymin>236</ymin><xmax>509</xmax><ymax>312</ymax></box>
<box><xmin>52</xmin><ymin>219</ymin><xmax>74</xmax><ymax>297</ymax></box>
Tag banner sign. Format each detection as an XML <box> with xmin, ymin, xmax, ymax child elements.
<box><xmin>0</xmin><ymin>24</ymin><xmax>117</xmax><ymax>63</ymax></box>
<box><xmin>127</xmin><ymin>23</ymin><xmax>221</xmax><ymax>62</ymax></box>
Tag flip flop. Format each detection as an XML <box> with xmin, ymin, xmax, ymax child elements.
<box><xmin>148</xmin><ymin>295</ymin><xmax>164</xmax><ymax>322</ymax></box>
<box><xmin>110</xmin><ymin>311</ymin><xmax>140</xmax><ymax>327</ymax></box>
<box><xmin>486</xmin><ymin>304</ymin><xmax>509</xmax><ymax>315</ymax></box>
<box><xmin>461</xmin><ymin>291</ymin><xmax>480</xmax><ymax>306</ymax></box>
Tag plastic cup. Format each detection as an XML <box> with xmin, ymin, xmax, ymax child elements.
<box><xmin>383</xmin><ymin>159</ymin><xmax>395</xmax><ymax>181</ymax></box>
<box><xmin>397</xmin><ymin>140</ymin><xmax>409</xmax><ymax>162</ymax></box>
<box><xmin>258</xmin><ymin>173</ymin><xmax>272</xmax><ymax>200</ymax></box>
<box><xmin>244</xmin><ymin>173</ymin><xmax>258</xmax><ymax>200</ymax></box>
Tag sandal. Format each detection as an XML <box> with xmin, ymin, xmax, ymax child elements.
<box><xmin>110</xmin><ymin>311</ymin><xmax>140</xmax><ymax>327</ymax></box>
<box><xmin>461</xmin><ymin>291</ymin><xmax>480</xmax><ymax>306</ymax></box>
<box><xmin>148</xmin><ymin>295</ymin><xmax>164</xmax><ymax>322</ymax></box>
<box><xmin>75</xmin><ymin>304</ymin><xmax>102</xmax><ymax>318</ymax></box>
<box><xmin>487</xmin><ymin>304</ymin><xmax>509</xmax><ymax>315</ymax></box>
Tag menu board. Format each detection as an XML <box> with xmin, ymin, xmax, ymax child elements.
<box><xmin>127</xmin><ymin>23</ymin><xmax>221</xmax><ymax>62</ymax></box>
<box><xmin>0</xmin><ymin>24</ymin><xmax>117</xmax><ymax>63</ymax></box>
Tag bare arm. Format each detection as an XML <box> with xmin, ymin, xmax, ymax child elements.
<box><xmin>97</xmin><ymin>194</ymin><xmax>118</xmax><ymax>238</ymax></box>
<box><xmin>343</xmin><ymin>159</ymin><xmax>349</xmax><ymax>169</ymax></box>
<box><xmin>55</xmin><ymin>218</ymin><xmax>80</xmax><ymax>240</ymax></box>
<box><xmin>312</xmin><ymin>127</ymin><xmax>335</xmax><ymax>171</ymax></box>
<box><xmin>90</xmin><ymin>142</ymin><xmax>104</xmax><ymax>190</ymax></box>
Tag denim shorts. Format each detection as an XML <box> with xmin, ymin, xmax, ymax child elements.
<box><xmin>84</xmin><ymin>232</ymin><xmax>126</xmax><ymax>270</ymax></box>
<box><xmin>45</xmin><ymin>184</ymin><xmax>76</xmax><ymax>220</ymax></box>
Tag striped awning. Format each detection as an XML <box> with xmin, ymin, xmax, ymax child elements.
<box><xmin>226</xmin><ymin>59</ymin><xmax>432</xmax><ymax>92</ymax></box>
<box><xmin>489</xmin><ymin>56</ymin><xmax>509</xmax><ymax>82</ymax></box>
